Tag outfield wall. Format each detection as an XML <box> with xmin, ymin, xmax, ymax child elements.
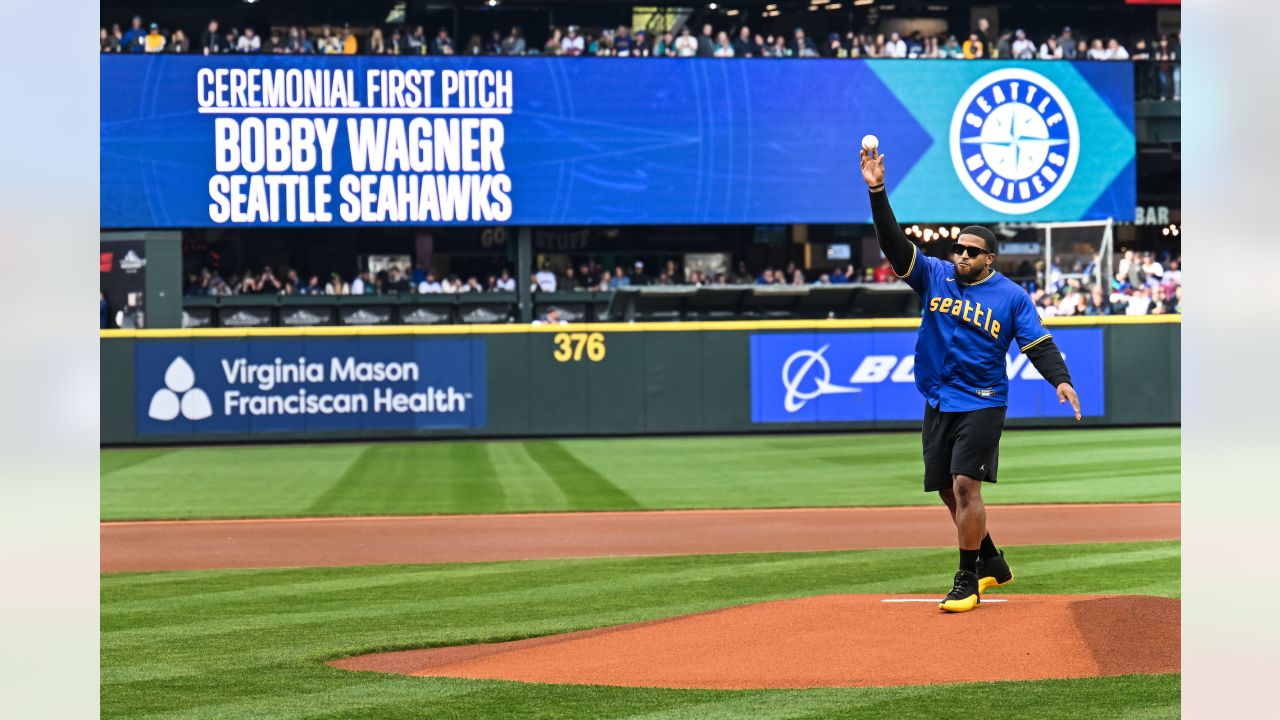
<box><xmin>100</xmin><ymin>316</ymin><xmax>1179</xmax><ymax>445</ymax></box>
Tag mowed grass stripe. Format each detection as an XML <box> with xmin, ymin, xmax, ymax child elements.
<box><xmin>101</xmin><ymin>427</ymin><xmax>1180</xmax><ymax>520</ymax></box>
<box><xmin>522</xmin><ymin>440</ymin><xmax>641</xmax><ymax>510</ymax></box>
<box><xmin>306</xmin><ymin>442</ymin><xmax>507</xmax><ymax>515</ymax></box>
<box><xmin>102</xmin><ymin>542</ymin><xmax>1179</xmax><ymax>719</ymax></box>
<box><xmin>104</xmin><ymin>543</ymin><xmax>1179</xmax><ymax>642</ymax></box>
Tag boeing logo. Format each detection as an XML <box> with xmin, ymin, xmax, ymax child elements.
<box><xmin>950</xmin><ymin>68</ymin><xmax>1079</xmax><ymax>215</ymax></box>
<box><xmin>781</xmin><ymin>345</ymin><xmax>862</xmax><ymax>412</ymax></box>
<box><xmin>779</xmin><ymin>347</ymin><xmax>1047</xmax><ymax>413</ymax></box>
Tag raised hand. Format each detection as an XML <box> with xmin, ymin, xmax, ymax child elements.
<box><xmin>860</xmin><ymin>147</ymin><xmax>885</xmax><ymax>188</ymax></box>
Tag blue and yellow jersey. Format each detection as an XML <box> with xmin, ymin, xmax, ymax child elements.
<box><xmin>897</xmin><ymin>245</ymin><xmax>1050</xmax><ymax>411</ymax></box>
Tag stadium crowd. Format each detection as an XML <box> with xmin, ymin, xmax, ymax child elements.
<box><xmin>1026</xmin><ymin>250</ymin><xmax>1182</xmax><ymax>317</ymax></box>
<box><xmin>185</xmin><ymin>247</ymin><xmax>1180</xmax><ymax>316</ymax></box>
<box><xmin>102</xmin><ymin>14</ymin><xmax>1176</xmax><ymax>76</ymax></box>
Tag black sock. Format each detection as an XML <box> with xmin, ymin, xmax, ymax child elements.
<box><xmin>959</xmin><ymin>549</ymin><xmax>979</xmax><ymax>574</ymax></box>
<box><xmin>979</xmin><ymin>534</ymin><xmax>1000</xmax><ymax>560</ymax></box>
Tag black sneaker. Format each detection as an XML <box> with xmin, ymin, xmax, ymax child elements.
<box><xmin>977</xmin><ymin>550</ymin><xmax>1015</xmax><ymax>593</ymax></box>
<box><xmin>939</xmin><ymin>570</ymin><xmax>981</xmax><ymax>613</ymax></box>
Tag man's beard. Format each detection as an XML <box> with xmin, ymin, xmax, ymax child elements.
<box><xmin>954</xmin><ymin>262</ymin><xmax>985</xmax><ymax>282</ymax></box>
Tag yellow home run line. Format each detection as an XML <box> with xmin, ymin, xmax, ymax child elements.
<box><xmin>100</xmin><ymin>314</ymin><xmax>1180</xmax><ymax>339</ymax></box>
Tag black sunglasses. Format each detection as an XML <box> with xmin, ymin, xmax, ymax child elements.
<box><xmin>952</xmin><ymin>243</ymin><xmax>993</xmax><ymax>258</ymax></box>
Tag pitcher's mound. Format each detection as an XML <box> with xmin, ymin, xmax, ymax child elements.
<box><xmin>332</xmin><ymin>594</ymin><xmax>1179</xmax><ymax>689</ymax></box>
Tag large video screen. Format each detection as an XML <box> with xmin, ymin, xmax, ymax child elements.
<box><xmin>101</xmin><ymin>56</ymin><xmax>1134</xmax><ymax>227</ymax></box>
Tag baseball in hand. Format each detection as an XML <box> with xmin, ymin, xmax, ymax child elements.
<box><xmin>861</xmin><ymin>134</ymin><xmax>879</xmax><ymax>152</ymax></box>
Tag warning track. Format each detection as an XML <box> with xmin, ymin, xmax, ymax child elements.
<box><xmin>102</xmin><ymin>502</ymin><xmax>1179</xmax><ymax>572</ymax></box>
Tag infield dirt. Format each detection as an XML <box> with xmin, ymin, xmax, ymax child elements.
<box><xmin>332</xmin><ymin>594</ymin><xmax>1180</xmax><ymax>689</ymax></box>
<box><xmin>102</xmin><ymin>502</ymin><xmax>1179</xmax><ymax>572</ymax></box>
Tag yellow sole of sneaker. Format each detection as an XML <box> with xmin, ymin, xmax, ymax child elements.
<box><xmin>978</xmin><ymin>575</ymin><xmax>1014</xmax><ymax>593</ymax></box>
<box><xmin>939</xmin><ymin>594</ymin><xmax>980</xmax><ymax>613</ymax></box>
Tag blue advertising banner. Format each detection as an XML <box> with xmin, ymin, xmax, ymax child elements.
<box><xmin>134</xmin><ymin>337</ymin><xmax>486</xmax><ymax>435</ymax></box>
<box><xmin>101</xmin><ymin>56</ymin><xmax>1134</xmax><ymax>227</ymax></box>
<box><xmin>750</xmin><ymin>328</ymin><xmax>1103</xmax><ymax>423</ymax></box>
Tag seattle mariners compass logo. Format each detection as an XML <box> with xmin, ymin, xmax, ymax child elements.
<box><xmin>950</xmin><ymin>68</ymin><xmax>1080</xmax><ymax>214</ymax></box>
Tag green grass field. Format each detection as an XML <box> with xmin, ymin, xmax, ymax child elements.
<box><xmin>102</xmin><ymin>428</ymin><xmax>1181</xmax><ymax>718</ymax></box>
<box><xmin>103</xmin><ymin>541</ymin><xmax>1180</xmax><ymax>720</ymax></box>
<box><xmin>101</xmin><ymin>427</ymin><xmax>1180</xmax><ymax>520</ymax></box>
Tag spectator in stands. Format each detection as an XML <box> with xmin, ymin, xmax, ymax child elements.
<box><xmin>608</xmin><ymin>266</ymin><xmax>631</xmax><ymax>289</ymax></box>
<box><xmin>417</xmin><ymin>272</ymin><xmax>442</xmax><ymax>294</ymax></box>
<box><xmin>733</xmin><ymin>26</ymin><xmax>757</xmax><ymax>58</ymax></box>
<box><xmin>561</xmin><ymin>26</ymin><xmax>584</xmax><ymax>56</ymax></box>
<box><xmin>697</xmin><ymin>23</ymin><xmax>716</xmax><ymax>57</ymax></box>
<box><xmin>202</xmin><ymin>19</ymin><xmax>224</xmax><ymax>54</ymax></box>
<box><xmin>237</xmin><ymin>27</ymin><xmax>261</xmax><ymax>53</ymax></box>
<box><xmin>535</xmin><ymin>263</ymin><xmax>558</xmax><ymax>292</ymax></box>
<box><xmin>300</xmin><ymin>274</ymin><xmax>321</xmax><ymax>295</ymax></box>
<box><xmin>974</xmin><ymin>17</ymin><xmax>991</xmax><ymax>45</ymax></box>
<box><xmin>496</xmin><ymin>268</ymin><xmax>516</xmax><ymax>291</ymax></box>
<box><xmin>941</xmin><ymin>35</ymin><xmax>962</xmax><ymax>58</ymax></box>
<box><xmin>1011</xmin><ymin>29</ymin><xmax>1035</xmax><ymax>59</ymax></box>
<box><xmin>1087</xmin><ymin>38</ymin><xmax>1106</xmax><ymax>59</ymax></box>
<box><xmin>486</xmin><ymin>30</ymin><xmax>503</xmax><ymax>55</ymax></box>
<box><xmin>756</xmin><ymin>268</ymin><xmax>776</xmax><ymax>285</ymax></box>
<box><xmin>1156</xmin><ymin>36</ymin><xmax>1178</xmax><ymax>100</ymax></box>
<box><xmin>654</xmin><ymin>30</ymin><xmax>674</xmax><ymax>56</ymax></box>
<box><xmin>1103</xmin><ymin>38</ymin><xmax>1129</xmax><ymax>60</ymax></box>
<box><xmin>1039</xmin><ymin>34</ymin><xmax>1063</xmax><ymax>59</ymax></box>
<box><xmin>465</xmin><ymin>34</ymin><xmax>484</xmax><ymax>55</ymax></box>
<box><xmin>544</xmin><ymin>27</ymin><xmax>563</xmax><ymax>55</ymax></box>
<box><xmin>1085</xmin><ymin>285</ymin><xmax>1115</xmax><ymax>315</ymax></box>
<box><xmin>885</xmin><ymin>32</ymin><xmax>907</xmax><ymax>58</ymax></box>
<box><xmin>793</xmin><ymin>28</ymin><xmax>817</xmax><ymax>57</ymax></box>
<box><xmin>369</xmin><ymin>28</ymin><xmax>386</xmax><ymax>54</ymax></box>
<box><xmin>257</xmin><ymin>266</ymin><xmax>283</xmax><ymax>294</ymax></box>
<box><xmin>325</xmin><ymin>273</ymin><xmax>348</xmax><ymax>295</ymax></box>
<box><xmin>534</xmin><ymin>307</ymin><xmax>566</xmax><ymax>325</ymax></box>
<box><xmin>281</xmin><ymin>269</ymin><xmax>301</xmax><ymax>293</ymax></box>
<box><xmin>398</xmin><ymin>267</ymin><xmax>418</xmax><ymax>293</ymax></box>
<box><xmin>629</xmin><ymin>261</ymin><xmax>651</xmax><ymax>286</ymax></box>
<box><xmin>790</xmin><ymin>269</ymin><xmax>806</xmax><ymax>285</ymax></box>
<box><xmin>433</xmin><ymin>28</ymin><xmax>455</xmax><ymax>55</ymax></box>
<box><xmin>462</xmin><ymin>276</ymin><xmax>483</xmax><ymax>293</ymax></box>
<box><xmin>122</xmin><ymin>16</ymin><xmax>147</xmax><ymax>53</ymax></box>
<box><xmin>266</xmin><ymin>30</ymin><xmax>285</xmax><ymax>54</ymax></box>
<box><xmin>963</xmin><ymin>33</ymin><xmax>985</xmax><ymax>59</ymax></box>
<box><xmin>713</xmin><ymin>31</ymin><xmax>734</xmax><ymax>57</ymax></box>
<box><xmin>674</xmin><ymin>26</ymin><xmax>698</xmax><ymax>57</ymax></box>
<box><xmin>873</xmin><ymin>258</ymin><xmax>895</xmax><ymax>283</ymax></box>
<box><xmin>1126</xmin><ymin>287</ymin><xmax>1154</xmax><ymax>315</ymax></box>
<box><xmin>170</xmin><ymin>29</ymin><xmax>189</xmax><ymax>53</ymax></box>
<box><xmin>387</xmin><ymin>29</ymin><xmax>402</xmax><ymax>54</ymax></box>
<box><xmin>615</xmin><ymin>26</ymin><xmax>634</xmax><ymax>56</ymax></box>
<box><xmin>1059</xmin><ymin>27</ymin><xmax>1077</xmax><ymax>58</ymax></box>
<box><xmin>503</xmin><ymin>26</ymin><xmax>526</xmax><ymax>55</ymax></box>
<box><xmin>406</xmin><ymin>26</ymin><xmax>427</xmax><ymax>55</ymax></box>
<box><xmin>101</xmin><ymin>27</ymin><xmax>120</xmax><ymax>53</ymax></box>
<box><xmin>994</xmin><ymin>30</ymin><xmax>1012</xmax><ymax>58</ymax></box>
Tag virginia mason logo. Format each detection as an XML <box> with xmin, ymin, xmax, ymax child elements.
<box><xmin>148</xmin><ymin>357</ymin><xmax>213</xmax><ymax>421</ymax></box>
<box><xmin>950</xmin><ymin>68</ymin><xmax>1079</xmax><ymax>214</ymax></box>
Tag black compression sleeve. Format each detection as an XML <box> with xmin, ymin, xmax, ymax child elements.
<box><xmin>1024</xmin><ymin>337</ymin><xmax>1072</xmax><ymax>388</ymax></box>
<box><xmin>869</xmin><ymin>189</ymin><xmax>917</xmax><ymax>276</ymax></box>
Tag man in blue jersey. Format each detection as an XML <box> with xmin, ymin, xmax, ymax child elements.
<box><xmin>861</xmin><ymin>144</ymin><xmax>1081</xmax><ymax>613</ymax></box>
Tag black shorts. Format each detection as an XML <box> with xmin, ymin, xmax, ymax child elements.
<box><xmin>922</xmin><ymin>403</ymin><xmax>1006</xmax><ymax>492</ymax></box>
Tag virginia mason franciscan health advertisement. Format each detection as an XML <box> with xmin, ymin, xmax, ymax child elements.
<box><xmin>101</xmin><ymin>56</ymin><xmax>1135</xmax><ymax>227</ymax></box>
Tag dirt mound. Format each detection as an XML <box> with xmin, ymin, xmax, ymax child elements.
<box><xmin>331</xmin><ymin>594</ymin><xmax>1179</xmax><ymax>689</ymax></box>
